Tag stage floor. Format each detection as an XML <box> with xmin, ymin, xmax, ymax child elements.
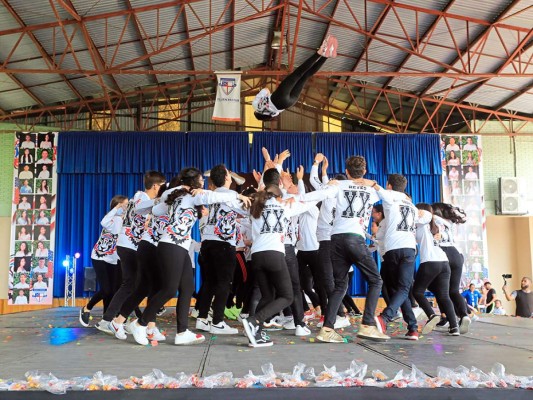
<box><xmin>0</xmin><ymin>308</ymin><xmax>532</xmax><ymax>392</ymax></box>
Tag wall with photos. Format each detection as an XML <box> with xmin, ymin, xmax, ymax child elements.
<box><xmin>0</xmin><ymin>133</ymin><xmax>15</xmax><ymax>299</ymax></box>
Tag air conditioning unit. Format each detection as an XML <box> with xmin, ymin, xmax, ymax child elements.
<box><xmin>499</xmin><ymin>177</ymin><xmax>527</xmax><ymax>215</ymax></box>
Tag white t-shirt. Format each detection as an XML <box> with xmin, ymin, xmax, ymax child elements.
<box><xmin>35</xmin><ymin>248</ymin><xmax>48</xmax><ymax>258</ymax></box>
<box><xmin>446</xmin><ymin>144</ymin><xmax>460</xmax><ymax>152</ymax></box>
<box><xmin>19</xmin><ymin>171</ymin><xmax>34</xmax><ymax>180</ymax></box>
<box><xmin>415</xmin><ymin>210</ymin><xmax>448</xmax><ymax>263</ymax></box>
<box><xmin>297</xmin><ymin>204</ymin><xmax>320</xmax><ymax>252</ymax></box>
<box><xmin>465</xmin><ymin>171</ymin><xmax>478</xmax><ymax>180</ymax></box>
<box><xmin>91</xmin><ymin>207</ymin><xmax>123</xmax><ymax>264</ymax></box>
<box><xmin>36</xmin><ymin>158</ymin><xmax>53</xmax><ymax>165</ymax></box>
<box><xmin>202</xmin><ymin>187</ymin><xmax>248</xmax><ymax>247</ymax></box>
<box><xmin>433</xmin><ymin>215</ymin><xmax>455</xmax><ymax>247</ymax></box>
<box><xmin>21</xmin><ymin>141</ymin><xmax>35</xmax><ymax>149</ymax></box>
<box><xmin>33</xmin><ymin>265</ymin><xmax>48</xmax><ymax>274</ymax></box>
<box><xmin>38</xmin><ymin>170</ymin><xmax>50</xmax><ymax>179</ymax></box>
<box><xmin>33</xmin><ymin>281</ymin><xmax>47</xmax><ymax>289</ymax></box>
<box><xmin>448</xmin><ymin>169</ymin><xmax>459</xmax><ymax>180</ymax></box>
<box><xmin>463</xmin><ymin>143</ymin><xmax>477</xmax><ymax>151</ymax></box>
<box><xmin>252</xmin><ymin>88</ymin><xmax>282</xmax><ymax>118</ymax></box>
<box><xmin>378</xmin><ymin>190</ymin><xmax>418</xmax><ymax>253</ymax></box>
<box><xmin>40</xmin><ymin>141</ymin><xmax>52</xmax><ymax>149</ymax></box>
<box><xmin>300</xmin><ymin>180</ymin><xmax>379</xmax><ymax>237</ymax></box>
<box><xmin>15</xmin><ymin>295</ymin><xmax>28</xmax><ymax>304</ymax></box>
<box><xmin>447</xmin><ymin>158</ymin><xmax>460</xmax><ymax>166</ymax></box>
<box><xmin>117</xmin><ymin>191</ymin><xmax>151</xmax><ymax>251</ymax></box>
<box><xmin>18</xmin><ymin>202</ymin><xmax>31</xmax><ymax>210</ymax></box>
<box><xmin>154</xmin><ymin>187</ymin><xmax>240</xmax><ymax>251</ymax></box>
<box><xmin>309</xmin><ymin>165</ymin><xmax>336</xmax><ymax>242</ymax></box>
<box><xmin>250</xmin><ymin>197</ymin><xmax>310</xmax><ymax>255</ymax></box>
<box><xmin>14</xmin><ymin>282</ymin><xmax>30</xmax><ymax>289</ymax></box>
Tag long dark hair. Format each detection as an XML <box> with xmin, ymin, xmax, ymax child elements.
<box><xmin>165</xmin><ymin>168</ymin><xmax>203</xmax><ymax>205</ymax></box>
<box><xmin>432</xmin><ymin>202</ymin><xmax>467</xmax><ymax>224</ymax></box>
<box><xmin>250</xmin><ymin>185</ymin><xmax>282</xmax><ymax>219</ymax></box>
<box><xmin>416</xmin><ymin>203</ymin><xmax>439</xmax><ymax>235</ymax></box>
<box><xmin>109</xmin><ymin>195</ymin><xmax>128</xmax><ymax>210</ymax></box>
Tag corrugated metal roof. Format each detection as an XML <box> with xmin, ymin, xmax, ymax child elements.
<box><xmin>0</xmin><ymin>0</ymin><xmax>530</xmax><ymax>132</ymax></box>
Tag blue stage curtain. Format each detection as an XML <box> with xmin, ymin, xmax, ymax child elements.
<box><xmin>385</xmin><ymin>133</ymin><xmax>442</xmax><ymax>176</ymax></box>
<box><xmin>57</xmin><ymin>131</ymin><xmax>188</xmax><ymax>174</ymax></box>
<box><xmin>315</xmin><ymin>132</ymin><xmax>377</xmax><ymax>175</ymax></box>
<box><xmin>250</xmin><ymin>132</ymin><xmax>313</xmax><ymax>172</ymax></box>
<box><xmin>188</xmin><ymin>132</ymin><xmax>250</xmax><ymax>173</ymax></box>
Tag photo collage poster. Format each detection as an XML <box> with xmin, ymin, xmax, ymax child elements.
<box><xmin>440</xmin><ymin>135</ymin><xmax>488</xmax><ymax>290</ymax></box>
<box><xmin>8</xmin><ymin>132</ymin><xmax>58</xmax><ymax>305</ymax></box>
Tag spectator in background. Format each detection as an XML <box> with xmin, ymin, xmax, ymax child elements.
<box><xmin>447</xmin><ymin>150</ymin><xmax>460</xmax><ymax>166</ymax></box>
<box><xmin>493</xmin><ymin>300</ymin><xmax>506</xmax><ymax>315</ymax></box>
<box><xmin>463</xmin><ymin>283</ymin><xmax>482</xmax><ymax>313</ymax></box>
<box><xmin>464</xmin><ymin>166</ymin><xmax>478</xmax><ymax>181</ymax></box>
<box><xmin>20</xmin><ymin>134</ymin><xmax>35</xmax><ymax>149</ymax></box>
<box><xmin>483</xmin><ymin>282</ymin><xmax>497</xmax><ymax>313</ymax></box>
<box><xmin>502</xmin><ymin>276</ymin><xmax>533</xmax><ymax>318</ymax></box>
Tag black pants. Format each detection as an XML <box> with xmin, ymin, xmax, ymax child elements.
<box><xmin>381</xmin><ymin>248</ymin><xmax>417</xmax><ymax>331</ymax></box>
<box><xmin>251</xmin><ymin>251</ymin><xmax>293</xmax><ymax>324</ymax></box>
<box><xmin>441</xmin><ymin>246</ymin><xmax>468</xmax><ymax>318</ymax></box>
<box><xmin>226</xmin><ymin>251</ymin><xmax>251</xmax><ymax>309</ymax></box>
<box><xmin>298</xmin><ymin>250</ymin><xmax>327</xmax><ymax>312</ymax></box>
<box><xmin>327</xmin><ymin>234</ymin><xmax>382</xmax><ymax>328</ymax></box>
<box><xmin>86</xmin><ymin>259</ymin><xmax>121</xmax><ymax>313</ymax></box>
<box><xmin>119</xmin><ymin>241</ymin><xmax>161</xmax><ymax>320</ymax></box>
<box><xmin>139</xmin><ymin>243</ymin><xmax>194</xmax><ymax>333</ymax></box>
<box><xmin>342</xmin><ymin>271</ymin><xmax>362</xmax><ymax>314</ymax></box>
<box><xmin>271</xmin><ymin>53</ymin><xmax>327</xmax><ymax>110</ymax></box>
<box><xmin>197</xmin><ymin>241</ymin><xmax>236</xmax><ymax>325</ymax></box>
<box><xmin>102</xmin><ymin>246</ymin><xmax>138</xmax><ymax>321</ymax></box>
<box><xmin>413</xmin><ymin>261</ymin><xmax>458</xmax><ymax>329</ymax></box>
<box><xmin>318</xmin><ymin>240</ymin><xmax>344</xmax><ymax>316</ymax></box>
<box><xmin>285</xmin><ymin>245</ymin><xmax>305</xmax><ymax>327</ymax></box>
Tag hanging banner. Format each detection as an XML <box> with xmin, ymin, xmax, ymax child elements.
<box><xmin>9</xmin><ymin>132</ymin><xmax>58</xmax><ymax>305</ymax></box>
<box><xmin>212</xmin><ymin>71</ymin><xmax>242</xmax><ymax>121</ymax></box>
<box><xmin>440</xmin><ymin>135</ymin><xmax>488</xmax><ymax>290</ymax></box>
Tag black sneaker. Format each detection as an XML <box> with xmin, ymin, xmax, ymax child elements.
<box><xmin>252</xmin><ymin>329</ymin><xmax>273</xmax><ymax>348</ymax></box>
<box><xmin>436</xmin><ymin>317</ymin><xmax>449</xmax><ymax>328</ymax></box>
<box><xmin>448</xmin><ymin>327</ymin><xmax>460</xmax><ymax>336</ymax></box>
<box><xmin>79</xmin><ymin>307</ymin><xmax>90</xmax><ymax>327</ymax></box>
<box><xmin>156</xmin><ymin>306</ymin><xmax>167</xmax><ymax>317</ymax></box>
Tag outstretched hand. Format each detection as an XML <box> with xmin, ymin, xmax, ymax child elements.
<box><xmin>252</xmin><ymin>169</ymin><xmax>262</xmax><ymax>183</ymax></box>
<box><xmin>296</xmin><ymin>165</ymin><xmax>304</xmax><ymax>180</ymax></box>
<box><xmin>322</xmin><ymin>156</ymin><xmax>329</xmax><ymax>172</ymax></box>
<box><xmin>314</xmin><ymin>153</ymin><xmax>325</xmax><ymax>163</ymax></box>
<box><xmin>280</xmin><ymin>170</ymin><xmax>293</xmax><ymax>189</ymax></box>
<box><xmin>238</xmin><ymin>195</ymin><xmax>252</xmax><ymax>208</ymax></box>
<box><xmin>190</xmin><ymin>188</ymin><xmax>205</xmax><ymax>196</ymax></box>
<box><xmin>277</xmin><ymin>149</ymin><xmax>291</xmax><ymax>163</ymax></box>
<box><xmin>261</xmin><ymin>147</ymin><xmax>271</xmax><ymax>162</ymax></box>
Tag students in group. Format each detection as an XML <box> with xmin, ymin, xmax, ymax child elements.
<box><xmin>432</xmin><ymin>202</ymin><xmax>471</xmax><ymax>333</ymax></box>
<box><xmin>96</xmin><ymin>171</ymin><xmax>166</xmax><ymax>338</ymax></box>
<box><xmin>128</xmin><ymin>168</ymin><xmax>250</xmax><ymax>346</ymax></box>
<box><xmin>196</xmin><ymin>165</ymin><xmax>248</xmax><ymax>336</ymax></box>
<box><xmin>79</xmin><ymin>195</ymin><xmax>128</xmax><ymax>327</ymax></box>
<box><xmin>298</xmin><ymin>156</ymin><xmax>387</xmax><ymax>343</ymax></box>
<box><xmin>412</xmin><ymin>203</ymin><xmax>460</xmax><ymax>337</ymax></box>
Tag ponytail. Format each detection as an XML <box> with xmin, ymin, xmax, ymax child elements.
<box><xmin>416</xmin><ymin>203</ymin><xmax>439</xmax><ymax>235</ymax></box>
<box><xmin>250</xmin><ymin>185</ymin><xmax>282</xmax><ymax>219</ymax></box>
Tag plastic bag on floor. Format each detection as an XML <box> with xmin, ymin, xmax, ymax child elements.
<box><xmin>277</xmin><ymin>363</ymin><xmax>310</xmax><ymax>387</ymax></box>
<box><xmin>84</xmin><ymin>371</ymin><xmax>120</xmax><ymax>391</ymax></box>
<box><xmin>236</xmin><ymin>363</ymin><xmax>278</xmax><ymax>388</ymax></box>
<box><xmin>200</xmin><ymin>372</ymin><xmax>234</xmax><ymax>388</ymax></box>
<box><xmin>25</xmin><ymin>370</ymin><xmax>69</xmax><ymax>394</ymax></box>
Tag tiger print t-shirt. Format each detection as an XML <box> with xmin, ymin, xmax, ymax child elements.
<box><xmin>91</xmin><ymin>207</ymin><xmax>123</xmax><ymax>264</ymax></box>
<box><xmin>117</xmin><ymin>191</ymin><xmax>150</xmax><ymax>251</ymax></box>
<box><xmin>154</xmin><ymin>187</ymin><xmax>240</xmax><ymax>251</ymax></box>
<box><xmin>201</xmin><ymin>187</ymin><xmax>248</xmax><ymax>247</ymax></box>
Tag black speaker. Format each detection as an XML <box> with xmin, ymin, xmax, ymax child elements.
<box><xmin>83</xmin><ymin>267</ymin><xmax>97</xmax><ymax>292</ymax></box>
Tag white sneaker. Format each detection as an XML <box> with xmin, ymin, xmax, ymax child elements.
<box><xmin>130</xmin><ymin>321</ymin><xmax>148</xmax><ymax>345</ymax></box>
<box><xmin>277</xmin><ymin>315</ymin><xmax>293</xmax><ymax>326</ymax></box>
<box><xmin>334</xmin><ymin>316</ymin><xmax>351</xmax><ymax>329</ymax></box>
<box><xmin>210</xmin><ymin>321</ymin><xmax>238</xmax><ymax>335</ymax></box>
<box><xmin>295</xmin><ymin>325</ymin><xmax>311</xmax><ymax>336</ymax></box>
<box><xmin>283</xmin><ymin>320</ymin><xmax>296</xmax><ymax>330</ymax></box>
<box><xmin>174</xmin><ymin>330</ymin><xmax>205</xmax><ymax>345</ymax></box>
<box><xmin>459</xmin><ymin>316</ymin><xmax>471</xmax><ymax>334</ymax></box>
<box><xmin>195</xmin><ymin>318</ymin><xmax>211</xmax><ymax>332</ymax></box>
<box><xmin>109</xmin><ymin>321</ymin><xmax>127</xmax><ymax>340</ymax></box>
<box><xmin>95</xmin><ymin>320</ymin><xmax>113</xmax><ymax>335</ymax></box>
<box><xmin>124</xmin><ymin>318</ymin><xmax>136</xmax><ymax>334</ymax></box>
<box><xmin>147</xmin><ymin>326</ymin><xmax>166</xmax><ymax>341</ymax></box>
<box><xmin>263</xmin><ymin>317</ymin><xmax>283</xmax><ymax>331</ymax></box>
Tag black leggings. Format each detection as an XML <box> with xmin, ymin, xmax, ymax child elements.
<box><xmin>227</xmin><ymin>251</ymin><xmax>251</xmax><ymax>309</ymax></box>
<box><xmin>251</xmin><ymin>251</ymin><xmax>293</xmax><ymax>324</ymax></box>
<box><xmin>441</xmin><ymin>246</ymin><xmax>468</xmax><ymax>318</ymax></box>
<box><xmin>270</xmin><ymin>53</ymin><xmax>327</xmax><ymax>110</ymax></box>
<box><xmin>139</xmin><ymin>243</ymin><xmax>194</xmax><ymax>333</ymax></box>
<box><xmin>413</xmin><ymin>261</ymin><xmax>458</xmax><ymax>329</ymax></box>
<box><xmin>86</xmin><ymin>259</ymin><xmax>121</xmax><ymax>313</ymax></box>
<box><xmin>102</xmin><ymin>247</ymin><xmax>138</xmax><ymax>321</ymax></box>
<box><xmin>119</xmin><ymin>241</ymin><xmax>161</xmax><ymax>320</ymax></box>
<box><xmin>297</xmin><ymin>250</ymin><xmax>325</xmax><ymax>310</ymax></box>
<box><xmin>197</xmin><ymin>241</ymin><xmax>236</xmax><ymax>325</ymax></box>
<box><xmin>342</xmin><ymin>271</ymin><xmax>361</xmax><ymax>314</ymax></box>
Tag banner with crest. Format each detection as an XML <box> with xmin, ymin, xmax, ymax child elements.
<box><xmin>212</xmin><ymin>71</ymin><xmax>242</xmax><ymax>121</ymax></box>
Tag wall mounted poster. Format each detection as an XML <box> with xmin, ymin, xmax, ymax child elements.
<box><xmin>440</xmin><ymin>135</ymin><xmax>488</xmax><ymax>290</ymax></box>
<box><xmin>8</xmin><ymin>132</ymin><xmax>58</xmax><ymax>305</ymax></box>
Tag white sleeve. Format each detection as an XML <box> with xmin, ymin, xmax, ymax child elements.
<box><xmin>416</xmin><ymin>210</ymin><xmax>433</xmax><ymax>226</ymax></box>
<box><xmin>152</xmin><ymin>202</ymin><xmax>169</xmax><ymax>217</ymax></box>
<box><xmin>284</xmin><ymin>201</ymin><xmax>317</xmax><ymax>218</ymax></box>
<box><xmin>376</xmin><ymin>188</ymin><xmax>395</xmax><ymax>205</ymax></box>
<box><xmin>100</xmin><ymin>208</ymin><xmax>120</xmax><ymax>231</ymax></box>
<box><xmin>297</xmin><ymin>179</ymin><xmax>306</xmax><ymax>195</ymax></box>
<box><xmin>298</xmin><ymin>185</ymin><xmax>338</xmax><ymax>202</ymax></box>
<box><xmin>193</xmin><ymin>190</ymin><xmax>239</xmax><ymax>206</ymax></box>
<box><xmin>135</xmin><ymin>199</ymin><xmax>155</xmax><ymax>215</ymax></box>
<box><xmin>310</xmin><ymin>165</ymin><xmax>323</xmax><ymax>190</ymax></box>
<box><xmin>322</xmin><ymin>173</ymin><xmax>330</xmax><ymax>185</ymax></box>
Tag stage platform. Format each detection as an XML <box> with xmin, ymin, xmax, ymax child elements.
<box><xmin>0</xmin><ymin>308</ymin><xmax>531</xmax><ymax>399</ymax></box>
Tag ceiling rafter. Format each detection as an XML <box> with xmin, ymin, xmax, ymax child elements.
<box><xmin>493</xmin><ymin>80</ymin><xmax>533</xmax><ymax>111</ymax></box>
